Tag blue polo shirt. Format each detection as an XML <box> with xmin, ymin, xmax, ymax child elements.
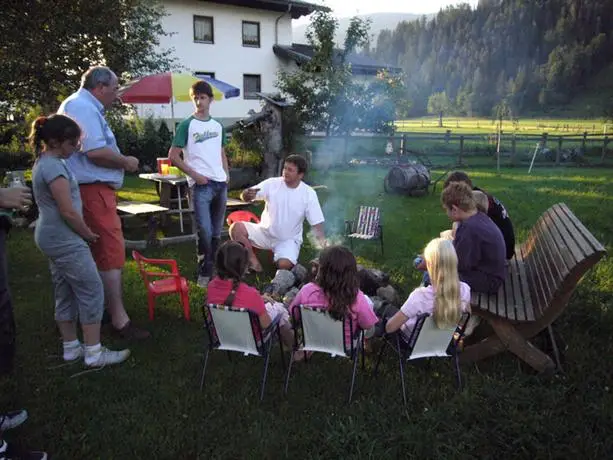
<box><xmin>58</xmin><ymin>88</ymin><xmax>124</xmax><ymax>189</ymax></box>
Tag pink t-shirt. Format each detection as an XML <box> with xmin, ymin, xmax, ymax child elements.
<box><xmin>399</xmin><ymin>282</ymin><xmax>471</xmax><ymax>335</ymax></box>
<box><xmin>206</xmin><ymin>277</ymin><xmax>268</xmax><ymax>338</ymax></box>
<box><xmin>289</xmin><ymin>282</ymin><xmax>378</xmax><ymax>346</ymax></box>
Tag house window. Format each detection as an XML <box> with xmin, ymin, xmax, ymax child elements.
<box><xmin>243</xmin><ymin>74</ymin><xmax>261</xmax><ymax>99</ymax></box>
<box><xmin>242</xmin><ymin>21</ymin><xmax>260</xmax><ymax>47</ymax></box>
<box><xmin>194</xmin><ymin>16</ymin><xmax>214</xmax><ymax>43</ymax></box>
<box><xmin>194</xmin><ymin>71</ymin><xmax>215</xmax><ymax>80</ymax></box>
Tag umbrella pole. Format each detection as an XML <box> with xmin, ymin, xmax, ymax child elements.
<box><xmin>171</xmin><ymin>99</ymin><xmax>176</xmax><ymax>135</ymax></box>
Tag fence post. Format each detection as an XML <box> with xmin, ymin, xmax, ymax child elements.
<box><xmin>343</xmin><ymin>132</ymin><xmax>350</xmax><ymax>164</ymax></box>
<box><xmin>459</xmin><ymin>135</ymin><xmax>464</xmax><ymax>166</ymax></box>
<box><xmin>556</xmin><ymin>136</ymin><xmax>563</xmax><ymax>165</ymax></box>
<box><xmin>542</xmin><ymin>132</ymin><xmax>548</xmax><ymax>149</ymax></box>
<box><xmin>582</xmin><ymin>131</ymin><xmax>588</xmax><ymax>155</ymax></box>
<box><xmin>511</xmin><ymin>135</ymin><xmax>516</xmax><ymax>165</ymax></box>
<box><xmin>601</xmin><ymin>136</ymin><xmax>609</xmax><ymax>164</ymax></box>
<box><xmin>401</xmin><ymin>134</ymin><xmax>407</xmax><ymax>156</ymax></box>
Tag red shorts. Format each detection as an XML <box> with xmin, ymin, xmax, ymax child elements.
<box><xmin>79</xmin><ymin>183</ymin><xmax>125</xmax><ymax>271</ymax></box>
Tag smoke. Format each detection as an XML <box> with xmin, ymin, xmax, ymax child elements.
<box><xmin>307</xmin><ymin>229</ymin><xmax>345</xmax><ymax>251</ymax></box>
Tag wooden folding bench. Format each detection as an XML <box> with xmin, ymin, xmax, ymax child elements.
<box><xmin>461</xmin><ymin>203</ymin><xmax>606</xmax><ymax>373</ymax></box>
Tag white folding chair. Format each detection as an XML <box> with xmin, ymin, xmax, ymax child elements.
<box><xmin>284</xmin><ymin>305</ymin><xmax>365</xmax><ymax>403</ymax></box>
<box><xmin>344</xmin><ymin>206</ymin><xmax>384</xmax><ymax>255</ymax></box>
<box><xmin>201</xmin><ymin>304</ymin><xmax>286</xmax><ymax>401</ymax></box>
<box><xmin>374</xmin><ymin>313</ymin><xmax>470</xmax><ymax>405</ymax></box>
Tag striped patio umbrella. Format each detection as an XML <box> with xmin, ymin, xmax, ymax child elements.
<box><xmin>118</xmin><ymin>72</ymin><xmax>240</xmax><ymax>129</ymax></box>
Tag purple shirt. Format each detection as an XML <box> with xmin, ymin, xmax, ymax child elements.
<box><xmin>454</xmin><ymin>212</ymin><xmax>507</xmax><ymax>292</ymax></box>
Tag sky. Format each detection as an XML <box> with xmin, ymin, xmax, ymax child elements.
<box><xmin>294</xmin><ymin>0</ymin><xmax>479</xmax><ymax>25</ymax></box>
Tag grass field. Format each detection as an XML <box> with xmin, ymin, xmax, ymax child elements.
<box><xmin>1</xmin><ymin>168</ymin><xmax>612</xmax><ymax>458</ymax></box>
<box><xmin>395</xmin><ymin>116</ymin><xmax>612</xmax><ymax>136</ymax></box>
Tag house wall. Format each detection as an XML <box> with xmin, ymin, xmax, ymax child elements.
<box><xmin>134</xmin><ymin>0</ymin><xmax>294</xmax><ymax>125</ymax></box>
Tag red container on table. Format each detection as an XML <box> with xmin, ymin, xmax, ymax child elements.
<box><xmin>157</xmin><ymin>157</ymin><xmax>171</xmax><ymax>174</ymax></box>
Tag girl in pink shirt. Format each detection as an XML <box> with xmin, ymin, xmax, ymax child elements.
<box><xmin>206</xmin><ymin>241</ymin><xmax>294</xmax><ymax>346</ymax></box>
<box><xmin>385</xmin><ymin>238</ymin><xmax>471</xmax><ymax>336</ymax></box>
<box><xmin>290</xmin><ymin>246</ymin><xmax>378</xmax><ymax>359</ymax></box>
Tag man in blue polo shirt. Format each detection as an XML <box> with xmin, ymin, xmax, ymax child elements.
<box><xmin>58</xmin><ymin>66</ymin><xmax>149</xmax><ymax>340</ymax></box>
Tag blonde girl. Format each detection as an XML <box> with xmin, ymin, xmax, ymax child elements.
<box><xmin>385</xmin><ymin>238</ymin><xmax>470</xmax><ymax>336</ymax></box>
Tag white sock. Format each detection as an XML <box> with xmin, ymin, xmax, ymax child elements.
<box><xmin>63</xmin><ymin>339</ymin><xmax>82</xmax><ymax>361</ymax></box>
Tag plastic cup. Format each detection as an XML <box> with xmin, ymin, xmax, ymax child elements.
<box><xmin>157</xmin><ymin>157</ymin><xmax>171</xmax><ymax>174</ymax></box>
<box><xmin>161</xmin><ymin>163</ymin><xmax>170</xmax><ymax>175</ymax></box>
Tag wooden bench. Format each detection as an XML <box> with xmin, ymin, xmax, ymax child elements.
<box><xmin>461</xmin><ymin>203</ymin><xmax>606</xmax><ymax>373</ymax></box>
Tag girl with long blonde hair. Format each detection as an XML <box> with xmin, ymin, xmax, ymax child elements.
<box><xmin>384</xmin><ymin>238</ymin><xmax>470</xmax><ymax>336</ymax></box>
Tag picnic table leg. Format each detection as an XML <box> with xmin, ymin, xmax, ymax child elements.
<box><xmin>146</xmin><ymin>215</ymin><xmax>160</xmax><ymax>247</ymax></box>
<box><xmin>461</xmin><ymin>317</ymin><xmax>555</xmax><ymax>373</ymax></box>
<box><xmin>159</xmin><ymin>182</ymin><xmax>172</xmax><ymax>227</ymax></box>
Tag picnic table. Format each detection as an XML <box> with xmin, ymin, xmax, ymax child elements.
<box><xmin>117</xmin><ymin>201</ymin><xmax>170</xmax><ymax>249</ymax></box>
<box><xmin>138</xmin><ymin>173</ymin><xmax>251</xmax><ymax>233</ymax></box>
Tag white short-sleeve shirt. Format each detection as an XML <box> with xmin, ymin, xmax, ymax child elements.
<box><xmin>399</xmin><ymin>282</ymin><xmax>471</xmax><ymax>335</ymax></box>
<box><xmin>254</xmin><ymin>177</ymin><xmax>324</xmax><ymax>243</ymax></box>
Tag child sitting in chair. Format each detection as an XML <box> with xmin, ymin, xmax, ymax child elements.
<box><xmin>206</xmin><ymin>241</ymin><xmax>294</xmax><ymax>346</ymax></box>
<box><xmin>289</xmin><ymin>245</ymin><xmax>378</xmax><ymax>360</ymax></box>
<box><xmin>382</xmin><ymin>238</ymin><xmax>471</xmax><ymax>337</ymax></box>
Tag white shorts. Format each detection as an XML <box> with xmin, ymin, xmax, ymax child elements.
<box><xmin>243</xmin><ymin>222</ymin><xmax>301</xmax><ymax>264</ymax></box>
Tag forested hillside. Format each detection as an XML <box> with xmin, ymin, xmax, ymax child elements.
<box><xmin>373</xmin><ymin>0</ymin><xmax>613</xmax><ymax>117</ymax></box>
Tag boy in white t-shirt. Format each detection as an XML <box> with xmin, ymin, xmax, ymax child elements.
<box><xmin>168</xmin><ymin>81</ymin><xmax>229</xmax><ymax>287</ymax></box>
<box><xmin>230</xmin><ymin>155</ymin><xmax>325</xmax><ymax>272</ymax></box>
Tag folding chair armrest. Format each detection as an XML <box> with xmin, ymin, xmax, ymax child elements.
<box><xmin>143</xmin><ymin>271</ymin><xmax>183</xmax><ymax>280</ymax></box>
<box><xmin>262</xmin><ymin>312</ymin><xmax>283</xmax><ymax>337</ymax></box>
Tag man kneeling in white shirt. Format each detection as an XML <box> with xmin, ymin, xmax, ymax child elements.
<box><xmin>231</xmin><ymin>155</ymin><xmax>325</xmax><ymax>272</ymax></box>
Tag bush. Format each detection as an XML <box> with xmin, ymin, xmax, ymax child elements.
<box><xmin>107</xmin><ymin>110</ymin><xmax>173</xmax><ymax>169</ymax></box>
<box><xmin>225</xmin><ymin>135</ymin><xmax>263</xmax><ymax>168</ymax></box>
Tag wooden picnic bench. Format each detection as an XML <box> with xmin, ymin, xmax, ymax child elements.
<box><xmin>461</xmin><ymin>203</ymin><xmax>606</xmax><ymax>373</ymax></box>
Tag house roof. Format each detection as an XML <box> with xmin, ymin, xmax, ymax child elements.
<box><xmin>273</xmin><ymin>43</ymin><xmax>402</xmax><ymax>75</ymax></box>
<box><xmin>197</xmin><ymin>0</ymin><xmax>324</xmax><ymax>19</ymax></box>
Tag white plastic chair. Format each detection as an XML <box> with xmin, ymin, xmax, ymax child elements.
<box><xmin>284</xmin><ymin>305</ymin><xmax>365</xmax><ymax>403</ymax></box>
<box><xmin>200</xmin><ymin>304</ymin><xmax>286</xmax><ymax>401</ymax></box>
<box><xmin>374</xmin><ymin>313</ymin><xmax>470</xmax><ymax>405</ymax></box>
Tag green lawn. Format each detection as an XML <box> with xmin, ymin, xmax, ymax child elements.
<box><xmin>1</xmin><ymin>167</ymin><xmax>612</xmax><ymax>458</ymax></box>
<box><xmin>395</xmin><ymin>116</ymin><xmax>611</xmax><ymax>136</ymax></box>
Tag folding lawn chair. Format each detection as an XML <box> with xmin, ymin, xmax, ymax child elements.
<box><xmin>344</xmin><ymin>206</ymin><xmax>384</xmax><ymax>255</ymax></box>
<box><xmin>201</xmin><ymin>304</ymin><xmax>286</xmax><ymax>401</ymax></box>
<box><xmin>284</xmin><ymin>305</ymin><xmax>365</xmax><ymax>404</ymax></box>
<box><xmin>373</xmin><ymin>313</ymin><xmax>470</xmax><ymax>405</ymax></box>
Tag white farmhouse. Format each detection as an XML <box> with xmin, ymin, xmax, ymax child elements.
<box><xmin>136</xmin><ymin>0</ymin><xmax>399</xmax><ymax>126</ymax></box>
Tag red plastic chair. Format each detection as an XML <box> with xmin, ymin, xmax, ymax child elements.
<box><xmin>132</xmin><ymin>250</ymin><xmax>190</xmax><ymax>321</ymax></box>
<box><xmin>226</xmin><ymin>210</ymin><xmax>260</xmax><ymax>226</ymax></box>
<box><xmin>225</xmin><ymin>210</ymin><xmax>273</xmax><ymax>263</ymax></box>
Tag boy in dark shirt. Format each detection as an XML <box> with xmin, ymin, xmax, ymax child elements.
<box><xmin>441</xmin><ymin>182</ymin><xmax>507</xmax><ymax>293</ymax></box>
<box><xmin>444</xmin><ymin>171</ymin><xmax>516</xmax><ymax>260</ymax></box>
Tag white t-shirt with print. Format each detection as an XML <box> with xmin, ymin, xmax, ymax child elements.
<box><xmin>254</xmin><ymin>177</ymin><xmax>324</xmax><ymax>243</ymax></box>
<box><xmin>171</xmin><ymin>115</ymin><xmax>227</xmax><ymax>185</ymax></box>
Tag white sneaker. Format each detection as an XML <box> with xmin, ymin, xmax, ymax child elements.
<box><xmin>63</xmin><ymin>344</ymin><xmax>84</xmax><ymax>362</ymax></box>
<box><xmin>197</xmin><ymin>275</ymin><xmax>210</xmax><ymax>288</ymax></box>
<box><xmin>85</xmin><ymin>347</ymin><xmax>130</xmax><ymax>368</ymax></box>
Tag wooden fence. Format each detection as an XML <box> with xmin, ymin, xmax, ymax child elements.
<box><xmin>303</xmin><ymin>131</ymin><xmax>611</xmax><ymax>166</ymax></box>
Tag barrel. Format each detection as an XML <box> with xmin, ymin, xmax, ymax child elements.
<box><xmin>384</xmin><ymin>164</ymin><xmax>431</xmax><ymax>196</ymax></box>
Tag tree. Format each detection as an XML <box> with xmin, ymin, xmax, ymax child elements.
<box><xmin>0</xmin><ymin>0</ymin><xmax>177</xmax><ymax>117</ymax></box>
<box><xmin>276</xmin><ymin>11</ymin><xmax>370</xmax><ymax>136</ymax></box>
<box><xmin>427</xmin><ymin>92</ymin><xmax>453</xmax><ymax>127</ymax></box>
